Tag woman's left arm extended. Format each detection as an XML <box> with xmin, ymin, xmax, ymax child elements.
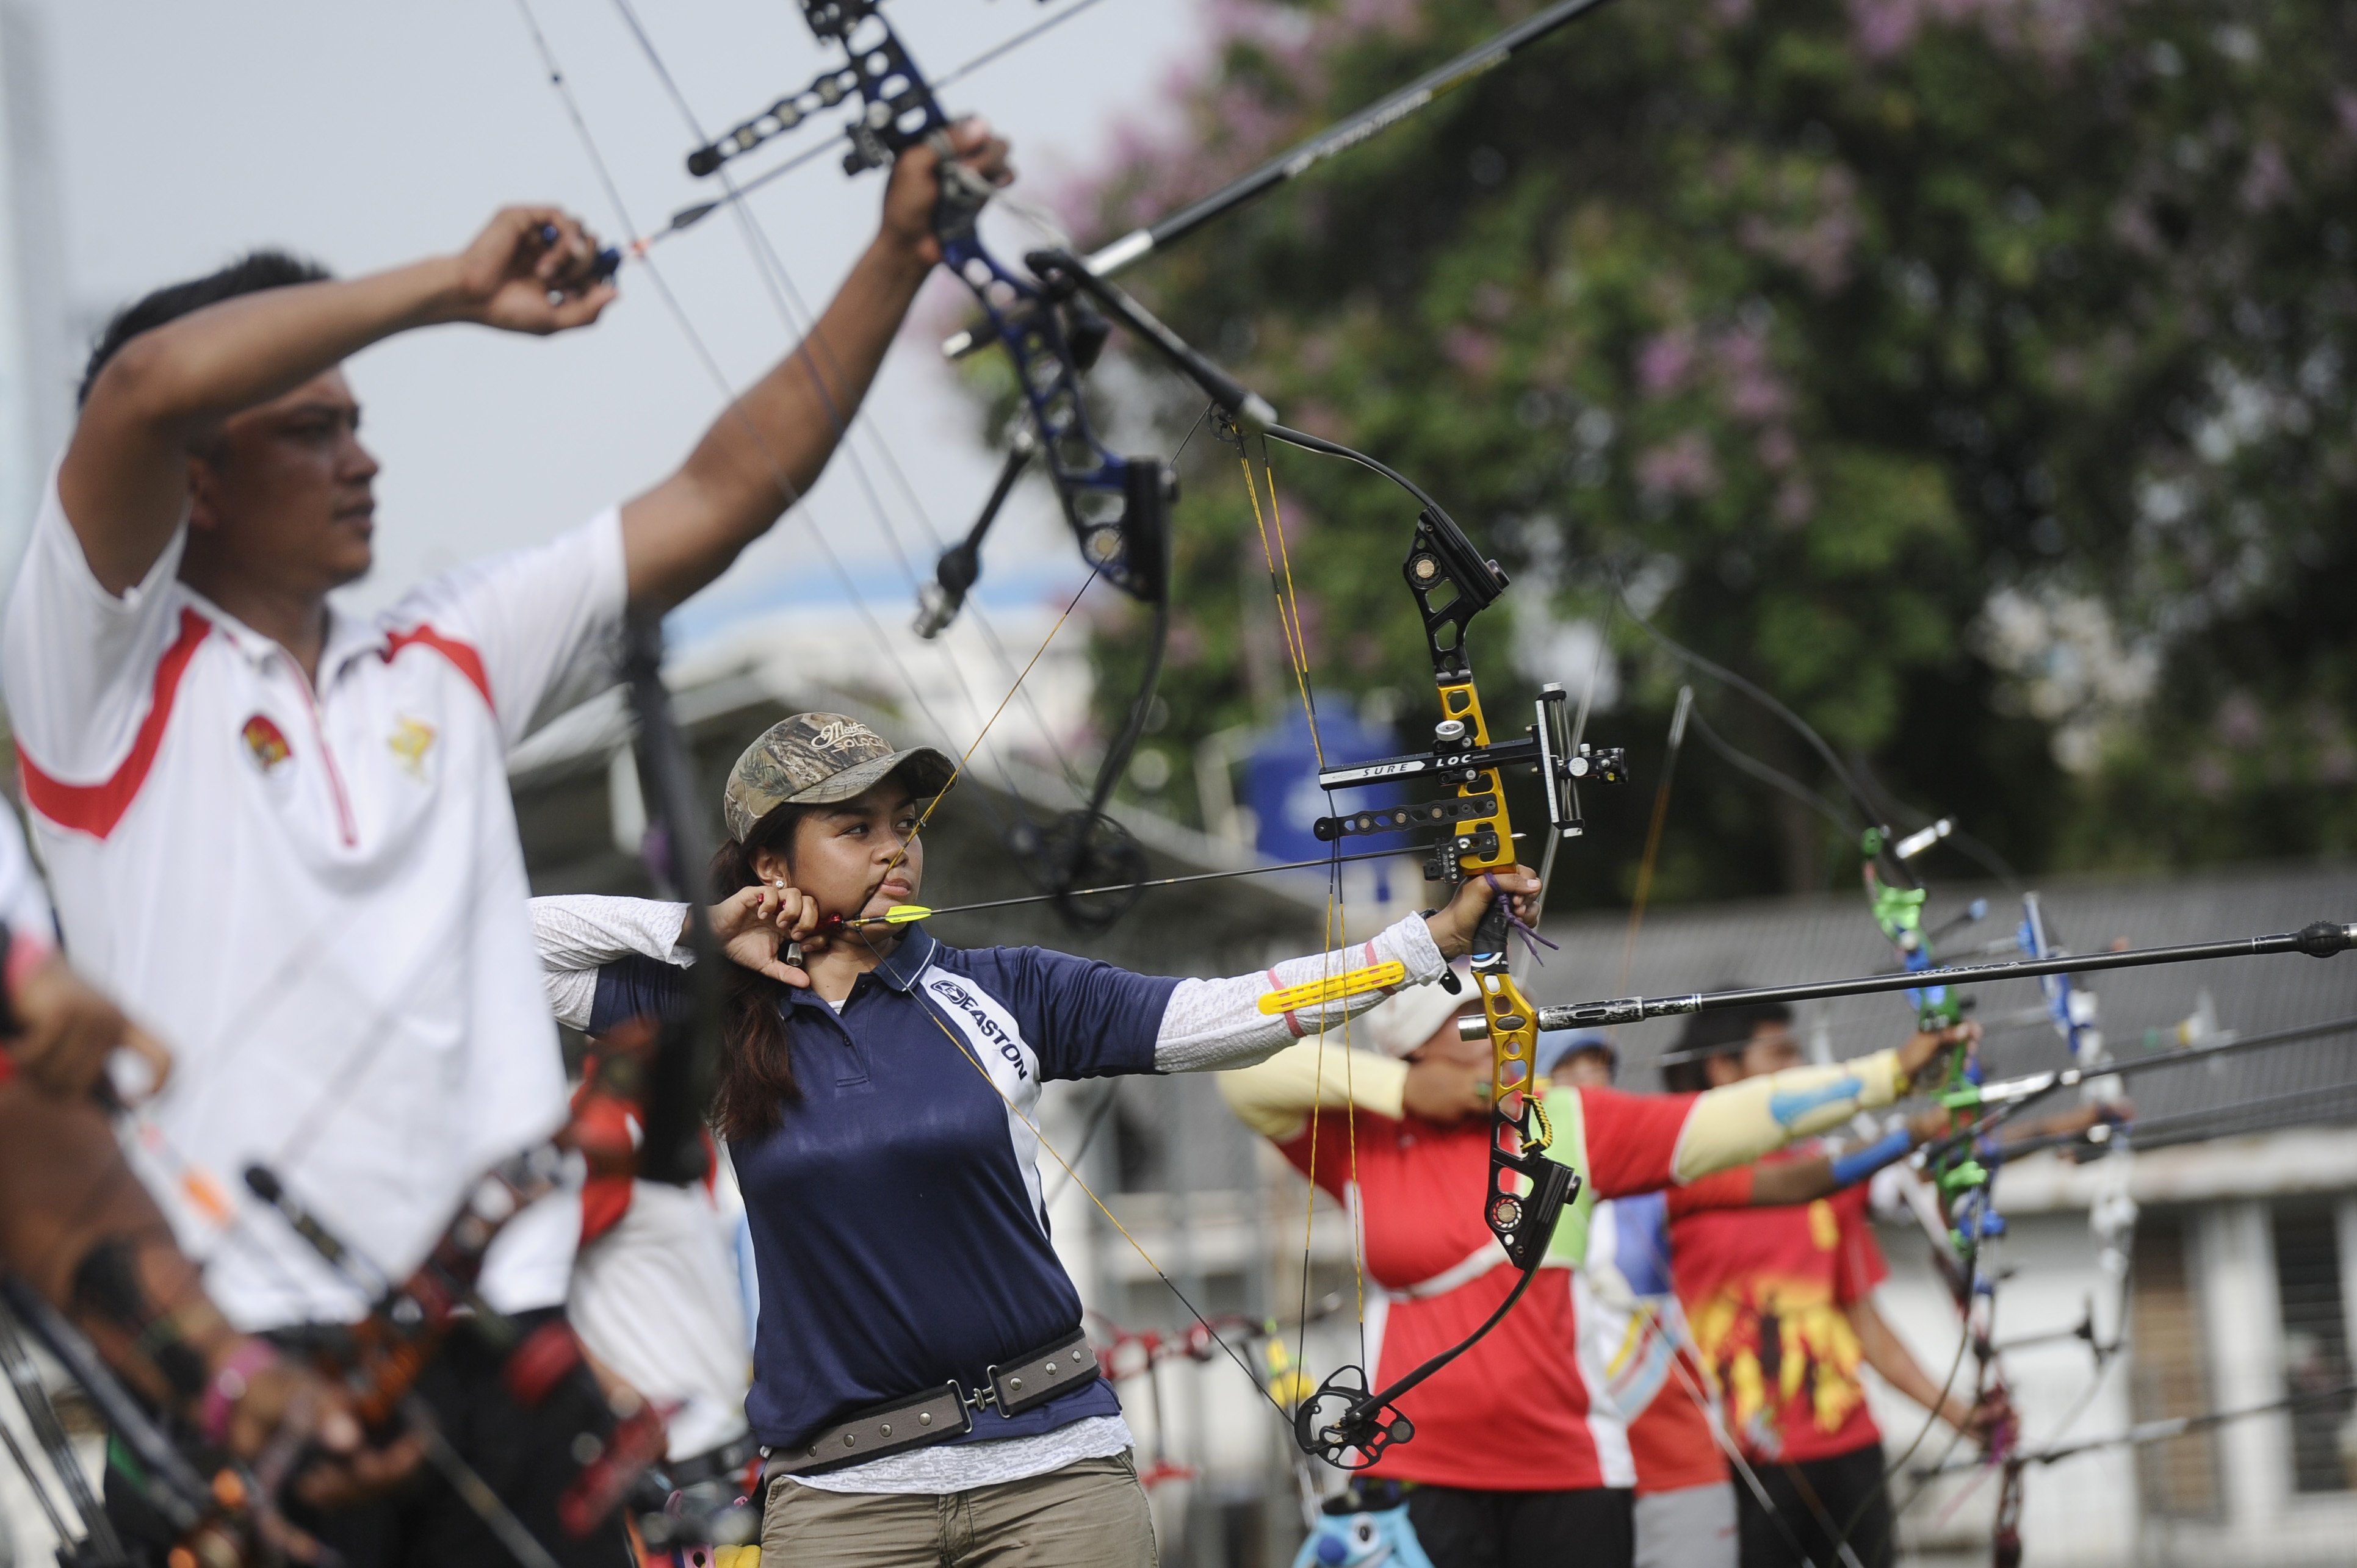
<box><xmin>1154</xmin><ymin>867</ymin><xmax>1538</xmax><ymax>1073</ymax></box>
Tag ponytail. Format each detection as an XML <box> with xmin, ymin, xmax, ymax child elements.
<box><xmin>707</xmin><ymin>807</ymin><xmax>810</xmax><ymax>1141</ymax></box>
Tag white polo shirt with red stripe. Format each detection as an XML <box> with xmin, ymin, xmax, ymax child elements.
<box><xmin>1</xmin><ymin>470</ymin><xmax>625</xmax><ymax>1331</ymax></box>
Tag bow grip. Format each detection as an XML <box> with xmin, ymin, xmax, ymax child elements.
<box><xmin>926</xmin><ymin>129</ymin><xmax>994</xmax><ymax>245</ymax></box>
<box><xmin>1473</xmin><ymin>896</ymin><xmax>1514</xmax><ymax>960</ymax></box>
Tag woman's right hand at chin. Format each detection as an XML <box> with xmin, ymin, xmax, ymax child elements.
<box><xmin>709</xmin><ymin>885</ymin><xmax>815</xmax><ymax>987</ymax></box>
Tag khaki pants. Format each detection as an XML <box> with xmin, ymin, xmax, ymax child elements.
<box><xmin>760</xmin><ymin>1450</ymin><xmax>1159</xmax><ymax>1567</ymax></box>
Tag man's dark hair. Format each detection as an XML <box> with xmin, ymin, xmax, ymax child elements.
<box><xmin>79</xmin><ymin>250</ymin><xmax>333</xmax><ymax>407</ymax></box>
<box><xmin>1659</xmin><ymin>999</ymin><xmax>1793</xmax><ymax>1093</ymax></box>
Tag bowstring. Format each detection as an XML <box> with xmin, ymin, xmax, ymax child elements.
<box><xmin>510</xmin><ymin>0</ymin><xmax>1089</xmax><ymax>920</ymax></box>
<box><xmin>513</xmin><ymin>0</ymin><xmax>1365</xmax><ymax>1458</ymax></box>
<box><xmin>1614</xmin><ymin>686</ymin><xmax>1692</xmax><ymax>994</ymax></box>
<box><xmin>613</xmin><ymin>0</ymin><xmax>1124</xmax><ymax>257</ymax></box>
<box><xmin>601</xmin><ymin>0</ymin><xmax>1100</xmax><ymax>819</ymax></box>
<box><xmin>587</xmin><ymin>0</ymin><xmax>1211</xmax><ymax>902</ymax></box>
<box><xmin>1238</xmin><ymin>439</ymin><xmax>1373</xmax><ymax>1398</ymax></box>
<box><xmin>846</xmin><ymin>922</ymin><xmax>1301</xmax><ymax>1428</ymax></box>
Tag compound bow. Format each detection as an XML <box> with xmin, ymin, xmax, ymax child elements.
<box><xmin>1265</xmin><ymin>438</ymin><xmax>1629</xmax><ymax>1464</ymax></box>
<box><xmin>535</xmin><ymin>0</ymin><xmax>1644</xmax><ymax>1477</ymax></box>
<box><xmin>682</xmin><ymin>1</ymin><xmax>1284</xmax><ymax>920</ymax></box>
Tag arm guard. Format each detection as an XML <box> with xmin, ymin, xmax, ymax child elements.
<box><xmin>1670</xmin><ymin>1048</ymin><xmax>1909</xmax><ymax>1182</ymax></box>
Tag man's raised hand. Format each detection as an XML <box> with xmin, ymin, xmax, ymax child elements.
<box><xmin>879</xmin><ymin>117</ymin><xmax>1014</xmax><ymax>267</ymax></box>
<box><xmin>448</xmin><ymin>207</ymin><xmax>616</xmax><ymax>336</ymax></box>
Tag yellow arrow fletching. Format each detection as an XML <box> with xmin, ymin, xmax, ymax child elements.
<box><xmin>882</xmin><ymin>905</ymin><xmax>932</xmax><ymax>924</ymax></box>
<box><xmin>1256</xmin><ymin>960</ymin><xmax>1408</xmax><ymax>1017</ymax></box>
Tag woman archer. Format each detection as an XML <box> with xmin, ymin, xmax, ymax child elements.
<box><xmin>530</xmin><ymin>710</ymin><xmax>1543</xmax><ymax>1568</ymax></box>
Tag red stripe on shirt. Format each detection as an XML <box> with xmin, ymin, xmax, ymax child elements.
<box><xmin>384</xmin><ymin>624</ymin><xmax>493</xmax><ymax>710</ymax></box>
<box><xmin>18</xmin><ymin>608</ymin><xmax>211</xmax><ymax>840</ymax></box>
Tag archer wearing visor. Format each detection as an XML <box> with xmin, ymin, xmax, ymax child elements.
<box><xmin>1213</xmin><ymin>985</ymin><xmax>1973</xmax><ymax>1568</ymax></box>
<box><xmin>529</xmin><ymin>711</ymin><xmax>1541</xmax><ymax>1568</ymax></box>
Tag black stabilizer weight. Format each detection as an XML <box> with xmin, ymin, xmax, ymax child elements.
<box><xmin>2297</xmin><ymin>921</ymin><xmax>2355</xmax><ymax>958</ymax></box>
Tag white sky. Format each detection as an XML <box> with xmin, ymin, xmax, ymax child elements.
<box><xmin>23</xmin><ymin>0</ymin><xmax>1206</xmax><ymax>640</ymax></box>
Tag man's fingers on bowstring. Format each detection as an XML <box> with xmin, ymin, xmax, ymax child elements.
<box><xmin>463</xmin><ymin>206</ymin><xmax>564</xmax><ymax>286</ymax></box>
<box><xmin>532</xmin><ymin>212</ymin><xmax>601</xmax><ymax>287</ymax></box>
<box><xmin>542</xmin><ymin>282</ymin><xmax>616</xmax><ymax>332</ymax></box>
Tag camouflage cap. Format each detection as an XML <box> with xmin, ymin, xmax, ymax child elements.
<box><xmin>721</xmin><ymin>713</ymin><xmax>958</xmax><ymax>843</ymax></box>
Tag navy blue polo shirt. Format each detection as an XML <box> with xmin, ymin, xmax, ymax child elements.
<box><xmin>588</xmin><ymin>925</ymin><xmax>1178</xmax><ymax>1451</ymax></box>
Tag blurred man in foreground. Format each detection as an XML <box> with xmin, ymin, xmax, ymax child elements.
<box><xmin>3</xmin><ymin>112</ymin><xmax>1008</xmax><ymax>1564</ymax></box>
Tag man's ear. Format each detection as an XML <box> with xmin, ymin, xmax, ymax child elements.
<box><xmin>1703</xmin><ymin>1052</ymin><xmax>1744</xmax><ymax>1088</ymax></box>
<box><xmin>184</xmin><ymin>453</ymin><xmax>223</xmax><ymax>535</ymax></box>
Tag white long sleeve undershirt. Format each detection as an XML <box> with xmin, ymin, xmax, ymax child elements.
<box><xmin>527</xmin><ymin>895</ymin><xmax>1448</xmax><ymax>1073</ymax></box>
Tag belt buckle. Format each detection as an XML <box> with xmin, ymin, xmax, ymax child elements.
<box><xmin>962</xmin><ymin>1378</ymin><xmax>1000</xmax><ymax>1415</ymax></box>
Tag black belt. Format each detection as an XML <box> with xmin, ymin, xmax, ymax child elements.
<box><xmin>761</xmin><ymin>1328</ymin><xmax>1099</xmax><ymax>1480</ymax></box>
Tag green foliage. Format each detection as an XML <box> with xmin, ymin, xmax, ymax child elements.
<box><xmin>1047</xmin><ymin>0</ymin><xmax>2357</xmax><ymax>903</ymax></box>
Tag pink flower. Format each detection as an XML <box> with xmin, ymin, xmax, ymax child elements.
<box><xmin>1445</xmin><ymin>326</ymin><xmax>1501</xmax><ymax>379</ymax></box>
<box><xmin>1638</xmin><ymin>329</ymin><xmax>1697</xmax><ymax>396</ymax></box>
<box><xmin>1774</xmin><ymin>477</ymin><xmax>1816</xmax><ymax>525</ymax></box>
<box><xmin>1637</xmin><ymin>433</ymin><xmax>1720</xmax><ymax>500</ymax></box>
<box><xmin>2240</xmin><ymin>142</ymin><xmax>2294</xmax><ymax>212</ymax></box>
<box><xmin>2214</xmin><ymin>692</ymin><xmax>2263</xmax><ymax>747</ymax></box>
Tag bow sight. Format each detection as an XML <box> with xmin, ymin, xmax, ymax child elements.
<box><xmin>1312</xmin><ymin>510</ymin><xmax>1628</xmax><ymax>893</ymax></box>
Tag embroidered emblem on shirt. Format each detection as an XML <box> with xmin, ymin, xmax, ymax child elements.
<box><xmin>388</xmin><ymin>715</ymin><xmax>437</xmax><ymax>780</ymax></box>
<box><xmin>240</xmin><ymin>714</ymin><xmax>292</xmax><ymax>773</ymax></box>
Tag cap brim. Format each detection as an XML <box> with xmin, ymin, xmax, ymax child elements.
<box><xmin>784</xmin><ymin>745</ymin><xmax>959</xmax><ymax>807</ymax></box>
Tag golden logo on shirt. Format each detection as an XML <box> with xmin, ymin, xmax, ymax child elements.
<box><xmin>1689</xmin><ymin>1280</ymin><xmax>1869</xmax><ymax>1446</ymax></box>
<box><xmin>389</xmin><ymin>715</ymin><xmax>437</xmax><ymax>780</ymax></box>
<box><xmin>240</xmin><ymin>714</ymin><xmax>292</xmax><ymax>773</ymax></box>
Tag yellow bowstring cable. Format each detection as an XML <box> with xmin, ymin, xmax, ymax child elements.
<box><xmin>1277</xmin><ymin>458</ymin><xmax>1368</xmax><ymax>1354</ymax></box>
<box><xmin>872</xmin><ymin>569</ymin><xmax>1097</xmax><ymax>896</ymax></box>
<box><xmin>1239</xmin><ymin>453</ymin><xmax>1326</xmax><ymax>771</ymax></box>
<box><xmin>1236</xmin><ymin>441</ymin><xmax>1372</xmax><ymax>1395</ymax></box>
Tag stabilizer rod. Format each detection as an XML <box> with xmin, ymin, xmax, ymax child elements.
<box><xmin>1463</xmin><ymin>921</ymin><xmax>2357</xmax><ymax>1036</ymax></box>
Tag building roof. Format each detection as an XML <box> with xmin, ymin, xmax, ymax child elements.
<box><xmin>1534</xmin><ymin>858</ymin><xmax>2357</xmax><ymax>1145</ymax></box>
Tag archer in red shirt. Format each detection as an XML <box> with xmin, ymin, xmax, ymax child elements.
<box><xmin>1662</xmin><ymin>1002</ymin><xmax>2004</xmax><ymax>1568</ymax></box>
<box><xmin>1219</xmin><ymin>977</ymin><xmax>1965</xmax><ymax>1568</ymax></box>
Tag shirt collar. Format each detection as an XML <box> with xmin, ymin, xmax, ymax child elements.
<box><xmin>180</xmin><ymin>589</ymin><xmax>390</xmax><ymax>683</ymax></box>
<box><xmin>868</xmin><ymin>925</ymin><xmax>939</xmax><ymax>993</ymax></box>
